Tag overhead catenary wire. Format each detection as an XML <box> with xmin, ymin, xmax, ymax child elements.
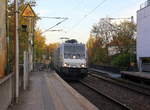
<box><xmin>39</xmin><ymin>17</ymin><xmax>68</xmax><ymax>19</ymax></box>
<box><xmin>84</xmin><ymin>0</ymin><xmax>107</xmax><ymax>18</ymax></box>
<box><xmin>41</xmin><ymin>18</ymin><xmax>68</xmax><ymax>34</ymax></box>
<box><xmin>70</xmin><ymin>0</ymin><xmax>108</xmax><ymax>30</ymax></box>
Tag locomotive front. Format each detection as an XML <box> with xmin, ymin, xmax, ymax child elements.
<box><xmin>60</xmin><ymin>43</ymin><xmax>88</xmax><ymax>79</ymax></box>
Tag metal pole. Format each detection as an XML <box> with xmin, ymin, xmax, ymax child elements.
<box><xmin>14</xmin><ymin>0</ymin><xmax>19</xmax><ymax>102</ymax></box>
<box><xmin>31</xmin><ymin>18</ymin><xmax>34</xmax><ymax>71</ymax></box>
<box><xmin>130</xmin><ymin>16</ymin><xmax>134</xmax><ymax>69</ymax></box>
<box><xmin>6</xmin><ymin>0</ymin><xmax>9</xmax><ymax>73</ymax></box>
<box><xmin>32</xmin><ymin>18</ymin><xmax>35</xmax><ymax>71</ymax></box>
<box><xmin>30</xmin><ymin>17</ymin><xmax>34</xmax><ymax>71</ymax></box>
<box><xmin>131</xmin><ymin>16</ymin><xmax>134</xmax><ymax>23</ymax></box>
<box><xmin>28</xmin><ymin>18</ymin><xmax>32</xmax><ymax>72</ymax></box>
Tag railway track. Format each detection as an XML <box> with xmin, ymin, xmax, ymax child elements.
<box><xmin>89</xmin><ymin>70</ymin><xmax>150</xmax><ymax>96</ymax></box>
<box><xmin>69</xmin><ymin>81</ymin><xmax>131</xmax><ymax>110</ymax></box>
<box><xmin>79</xmin><ymin>81</ymin><xmax>131</xmax><ymax>110</ymax></box>
<box><xmin>83</xmin><ymin>71</ymin><xmax>150</xmax><ymax>110</ymax></box>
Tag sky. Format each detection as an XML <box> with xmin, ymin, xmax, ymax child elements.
<box><xmin>33</xmin><ymin>0</ymin><xmax>146</xmax><ymax>44</ymax></box>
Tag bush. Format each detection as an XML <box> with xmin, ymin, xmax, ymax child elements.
<box><xmin>111</xmin><ymin>53</ymin><xmax>136</xmax><ymax>70</ymax></box>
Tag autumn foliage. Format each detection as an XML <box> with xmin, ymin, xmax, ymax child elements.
<box><xmin>34</xmin><ymin>29</ymin><xmax>59</xmax><ymax>63</ymax></box>
<box><xmin>87</xmin><ymin>19</ymin><xmax>136</xmax><ymax>69</ymax></box>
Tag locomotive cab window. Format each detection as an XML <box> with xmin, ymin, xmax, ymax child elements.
<box><xmin>64</xmin><ymin>45</ymin><xmax>85</xmax><ymax>59</ymax></box>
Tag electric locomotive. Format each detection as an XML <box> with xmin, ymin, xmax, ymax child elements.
<box><xmin>53</xmin><ymin>39</ymin><xmax>88</xmax><ymax>80</ymax></box>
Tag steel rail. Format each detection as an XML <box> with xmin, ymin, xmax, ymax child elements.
<box><xmin>79</xmin><ymin>80</ymin><xmax>132</xmax><ymax>110</ymax></box>
<box><xmin>89</xmin><ymin>69</ymin><xmax>150</xmax><ymax>91</ymax></box>
<box><xmin>89</xmin><ymin>71</ymin><xmax>150</xmax><ymax>96</ymax></box>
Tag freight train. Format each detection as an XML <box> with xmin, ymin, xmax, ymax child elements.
<box><xmin>53</xmin><ymin>40</ymin><xmax>88</xmax><ymax>80</ymax></box>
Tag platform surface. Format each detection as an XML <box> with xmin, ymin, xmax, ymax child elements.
<box><xmin>8</xmin><ymin>71</ymin><xmax>98</xmax><ymax>110</ymax></box>
<box><xmin>89</xmin><ymin>68</ymin><xmax>121</xmax><ymax>78</ymax></box>
<box><xmin>122</xmin><ymin>71</ymin><xmax>150</xmax><ymax>80</ymax></box>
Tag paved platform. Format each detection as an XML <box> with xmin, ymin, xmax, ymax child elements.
<box><xmin>8</xmin><ymin>71</ymin><xmax>98</xmax><ymax>110</ymax></box>
<box><xmin>89</xmin><ymin>68</ymin><xmax>121</xmax><ymax>78</ymax></box>
<box><xmin>121</xmin><ymin>71</ymin><xmax>150</xmax><ymax>80</ymax></box>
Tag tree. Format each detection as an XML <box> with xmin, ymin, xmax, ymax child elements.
<box><xmin>111</xmin><ymin>21</ymin><xmax>136</xmax><ymax>53</ymax></box>
<box><xmin>8</xmin><ymin>0</ymin><xmax>38</xmax><ymax>64</ymax></box>
<box><xmin>86</xmin><ymin>34</ymin><xmax>108</xmax><ymax>65</ymax></box>
<box><xmin>45</xmin><ymin>43</ymin><xmax>59</xmax><ymax>62</ymax></box>
<box><xmin>86</xmin><ymin>34</ymin><xmax>95</xmax><ymax>64</ymax></box>
<box><xmin>91</xmin><ymin>18</ymin><xmax>117</xmax><ymax>47</ymax></box>
<box><xmin>34</xmin><ymin>30</ymin><xmax>59</xmax><ymax>63</ymax></box>
<box><xmin>87</xmin><ymin>19</ymin><xmax>136</xmax><ymax>68</ymax></box>
<box><xmin>34</xmin><ymin>29</ymin><xmax>46</xmax><ymax>62</ymax></box>
<box><xmin>7</xmin><ymin>0</ymin><xmax>32</xmax><ymax>68</ymax></box>
<box><xmin>91</xmin><ymin>18</ymin><xmax>118</xmax><ymax>59</ymax></box>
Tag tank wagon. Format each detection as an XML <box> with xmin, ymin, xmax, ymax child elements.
<box><xmin>53</xmin><ymin>40</ymin><xmax>88</xmax><ymax>79</ymax></box>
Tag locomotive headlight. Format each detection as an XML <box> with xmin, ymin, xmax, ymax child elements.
<box><xmin>64</xmin><ymin>63</ymin><xmax>69</xmax><ymax>67</ymax></box>
<box><xmin>73</xmin><ymin>55</ymin><xmax>76</xmax><ymax>59</ymax></box>
<box><xmin>81</xmin><ymin>64</ymin><xmax>86</xmax><ymax>68</ymax></box>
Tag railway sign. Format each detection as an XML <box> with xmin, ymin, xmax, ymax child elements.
<box><xmin>21</xmin><ymin>4</ymin><xmax>36</xmax><ymax>17</ymax></box>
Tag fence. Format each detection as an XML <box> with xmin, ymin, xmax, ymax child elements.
<box><xmin>0</xmin><ymin>74</ymin><xmax>14</xmax><ymax>110</ymax></box>
<box><xmin>0</xmin><ymin>51</ymin><xmax>31</xmax><ymax>110</ymax></box>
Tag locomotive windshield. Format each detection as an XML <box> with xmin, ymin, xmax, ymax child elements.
<box><xmin>64</xmin><ymin>44</ymin><xmax>85</xmax><ymax>59</ymax></box>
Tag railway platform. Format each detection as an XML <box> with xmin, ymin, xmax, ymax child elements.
<box><xmin>8</xmin><ymin>70</ymin><xmax>98</xmax><ymax>110</ymax></box>
<box><xmin>89</xmin><ymin>68</ymin><xmax>121</xmax><ymax>78</ymax></box>
<box><xmin>121</xmin><ymin>71</ymin><xmax>150</xmax><ymax>83</ymax></box>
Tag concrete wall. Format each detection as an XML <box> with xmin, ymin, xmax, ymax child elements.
<box><xmin>137</xmin><ymin>5</ymin><xmax>150</xmax><ymax>58</ymax></box>
<box><xmin>0</xmin><ymin>74</ymin><xmax>14</xmax><ymax>110</ymax></box>
<box><xmin>142</xmin><ymin>64</ymin><xmax>150</xmax><ymax>71</ymax></box>
<box><xmin>137</xmin><ymin>3</ymin><xmax>150</xmax><ymax>71</ymax></box>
